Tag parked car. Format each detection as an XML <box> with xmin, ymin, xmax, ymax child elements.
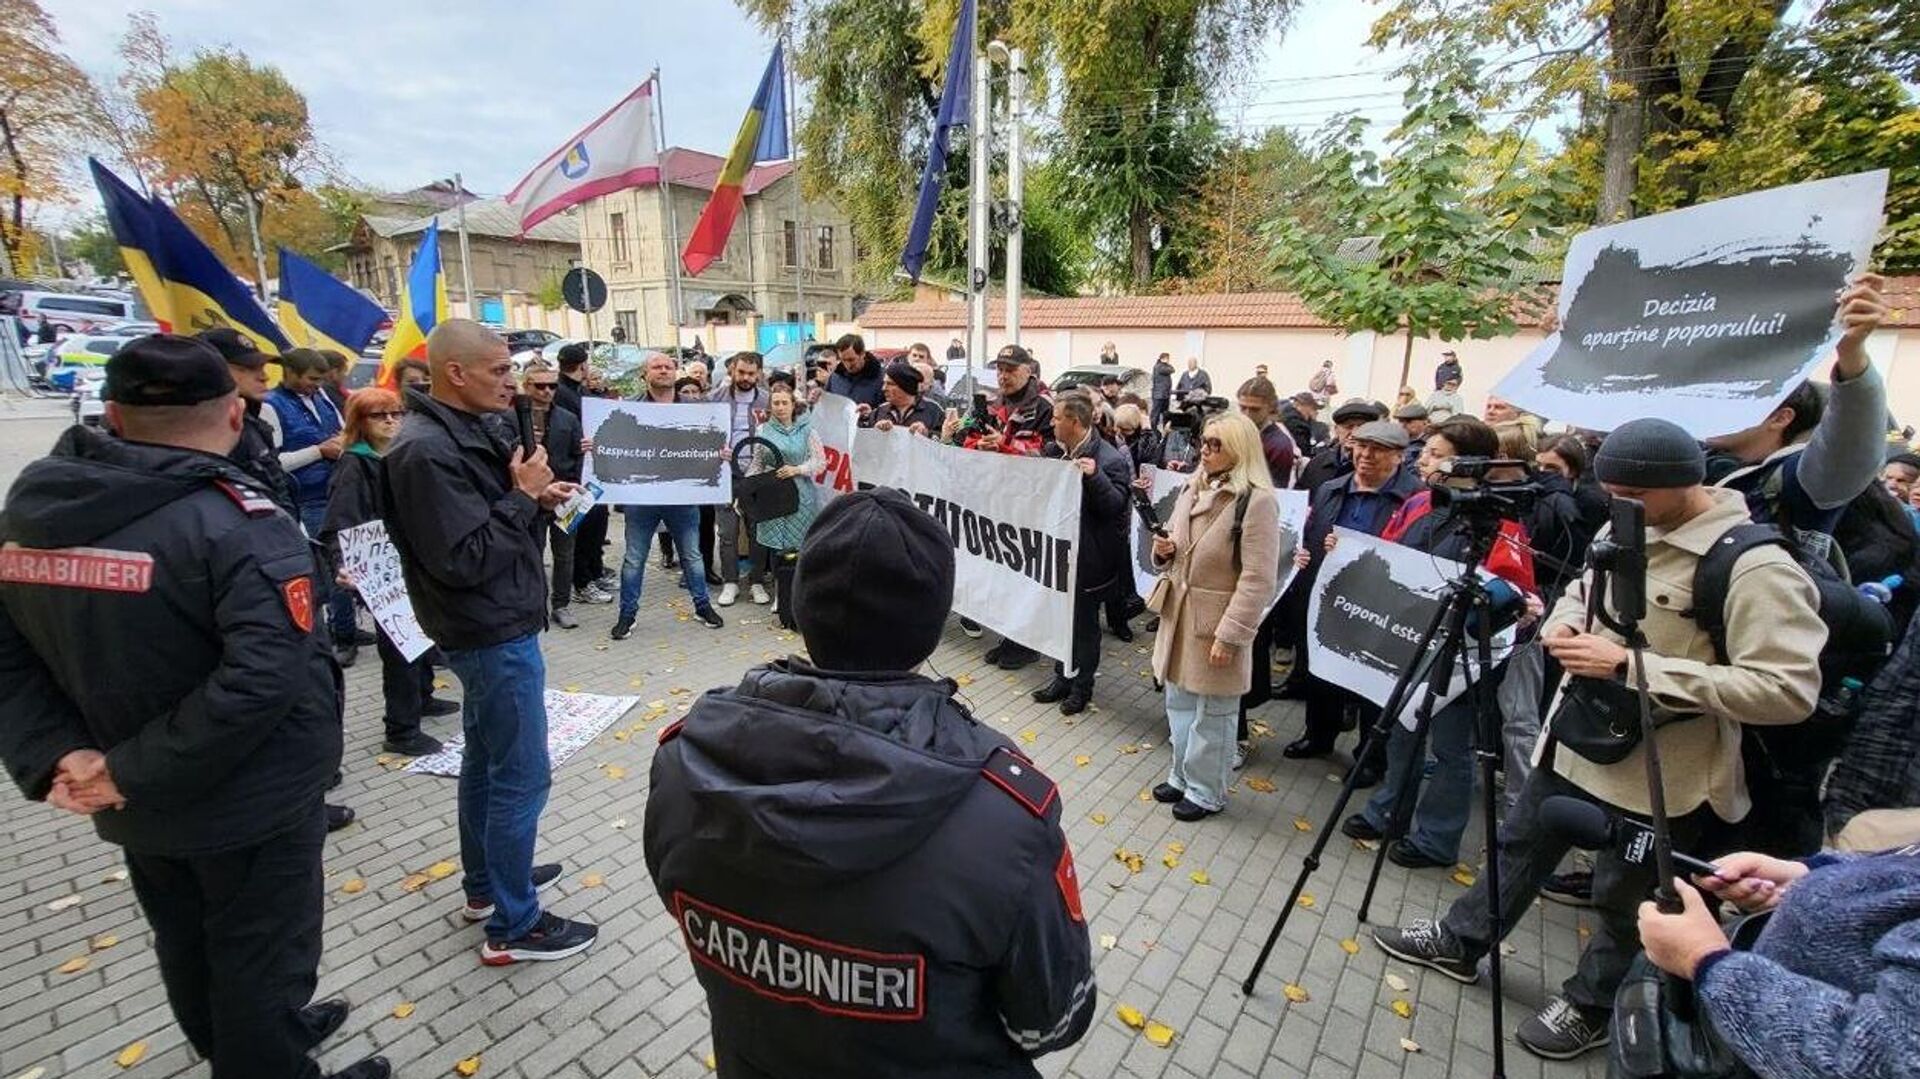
<box><xmin>69</xmin><ymin>367</ymin><xmax>106</xmax><ymax>426</ymax></box>
<box><xmin>1050</xmin><ymin>364</ymin><xmax>1148</xmax><ymax>399</ymax></box>
<box><xmin>502</xmin><ymin>328</ymin><xmax>561</xmax><ymax>353</ymax></box>
<box><xmin>45</xmin><ymin>333</ymin><xmax>141</xmax><ymax>390</ymax></box>
<box><xmin>15</xmin><ymin>291</ymin><xmax>141</xmax><ymax>334</ymax></box>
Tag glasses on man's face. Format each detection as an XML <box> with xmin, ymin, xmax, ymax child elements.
<box><xmin>1200</xmin><ymin>437</ymin><xmax>1224</xmax><ymax>453</ymax></box>
<box><xmin>528</xmin><ymin>382</ymin><xmax>557</xmax><ymax>392</ymax></box>
<box><xmin>368</xmin><ymin>411</ymin><xmax>405</xmax><ymax>421</ymax></box>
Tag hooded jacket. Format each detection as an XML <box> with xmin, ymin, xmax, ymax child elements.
<box><xmin>0</xmin><ymin>426</ymin><xmax>341</xmax><ymax>855</ymax></box>
<box><xmin>645</xmin><ymin>661</ymin><xmax>1095</xmax><ymax>1079</ymax></box>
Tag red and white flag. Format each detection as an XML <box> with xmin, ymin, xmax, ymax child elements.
<box><xmin>507</xmin><ymin>77</ymin><xmax>661</xmax><ymax>234</ymax></box>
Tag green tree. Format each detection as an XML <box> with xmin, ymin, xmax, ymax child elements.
<box><xmin>1265</xmin><ymin>64</ymin><xmax>1567</xmax><ymax>387</ymax></box>
<box><xmin>0</xmin><ymin>0</ymin><xmax>100</xmax><ymax>272</ymax></box>
<box><xmin>63</xmin><ymin>216</ymin><xmax>126</xmax><ymax>278</ymax></box>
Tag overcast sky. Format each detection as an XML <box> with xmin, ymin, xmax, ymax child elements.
<box><xmin>44</xmin><ymin>0</ymin><xmax>1404</xmax><ymax>200</ymax></box>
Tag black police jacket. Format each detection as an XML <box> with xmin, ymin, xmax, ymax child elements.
<box><xmin>382</xmin><ymin>389</ymin><xmax>547</xmax><ymax>650</ymax></box>
<box><xmin>0</xmin><ymin>426</ymin><xmax>341</xmax><ymax>855</ymax></box>
<box><xmin>233</xmin><ymin>401</ymin><xmax>298</xmax><ymax>516</ymax></box>
<box><xmin>645</xmin><ymin>661</ymin><xmax>1096</xmax><ymax>1079</ymax></box>
<box><xmin>540</xmin><ymin>404</ymin><xmax>585</xmax><ymax>484</ymax></box>
<box><xmin>1069</xmin><ymin>434</ymin><xmax>1134</xmax><ymax>594</ymax></box>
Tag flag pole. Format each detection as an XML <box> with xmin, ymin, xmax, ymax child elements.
<box><xmin>966</xmin><ymin>28</ymin><xmax>989</xmax><ymax>368</ymax></box>
<box><xmin>653</xmin><ymin>70</ymin><xmax>687</xmax><ymax>350</ymax></box>
<box><xmin>453</xmin><ymin>172</ymin><xmax>477</xmax><ymax>318</ymax></box>
<box><xmin>1005</xmin><ymin>47</ymin><xmax>1025</xmax><ymax>349</ymax></box>
<box><xmin>781</xmin><ymin>31</ymin><xmax>805</xmax><ymax>330</ymax></box>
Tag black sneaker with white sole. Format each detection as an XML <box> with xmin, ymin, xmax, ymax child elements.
<box><xmin>461</xmin><ymin>863</ymin><xmax>564</xmax><ymax>922</ymax></box>
<box><xmin>1370</xmin><ymin>919</ymin><xmax>1480</xmax><ymax>983</ymax></box>
<box><xmin>610</xmin><ymin>617</ymin><xmax>634</xmax><ymax>640</ymax></box>
<box><xmin>1516</xmin><ymin>995</ymin><xmax>1610</xmax><ymax>1060</ymax></box>
<box><xmin>480</xmin><ymin>912</ymin><xmax>598</xmax><ymax>965</ymax></box>
<box><xmin>694</xmin><ymin>605</ymin><xmax>725</xmax><ymax>629</ymax></box>
<box><xmin>1541</xmin><ymin>870</ymin><xmax>1595</xmax><ymax>907</ymax></box>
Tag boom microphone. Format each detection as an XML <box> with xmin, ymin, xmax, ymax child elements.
<box><xmin>513</xmin><ymin>393</ymin><xmax>536</xmax><ymax>455</ymax></box>
<box><xmin>1538</xmin><ymin>795</ymin><xmax>1721</xmax><ymax>878</ymax></box>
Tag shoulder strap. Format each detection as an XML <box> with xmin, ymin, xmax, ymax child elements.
<box><xmin>981</xmin><ymin>745</ymin><xmax>1058</xmax><ymax>818</ymax></box>
<box><xmin>1231</xmin><ymin>490</ymin><xmax>1252</xmax><ymax>575</ymax></box>
<box><xmin>1692</xmin><ymin>523</ymin><xmax>1790</xmax><ymax>665</ymax></box>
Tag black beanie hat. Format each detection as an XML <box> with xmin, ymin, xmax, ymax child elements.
<box><xmin>794</xmin><ymin>488</ymin><xmax>955</xmax><ymax>671</ymax></box>
<box><xmin>1593</xmin><ymin>418</ymin><xmax>1706</xmax><ymax>488</ymax></box>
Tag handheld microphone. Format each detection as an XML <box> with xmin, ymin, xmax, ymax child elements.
<box><xmin>513</xmin><ymin>394</ymin><xmax>536</xmax><ymax>456</ymax></box>
<box><xmin>1538</xmin><ymin>795</ymin><xmax>1721</xmax><ymax>879</ymax></box>
<box><xmin>1465</xmin><ymin>577</ymin><xmax>1528</xmax><ymax>640</ymax></box>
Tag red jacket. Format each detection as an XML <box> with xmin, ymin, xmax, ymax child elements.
<box><xmin>1381</xmin><ymin>490</ymin><xmax>1537</xmax><ymax>596</ymax></box>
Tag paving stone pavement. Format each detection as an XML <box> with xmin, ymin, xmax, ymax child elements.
<box><xmin>0</xmin><ymin>427</ymin><xmax>1610</xmax><ymax>1079</ymax></box>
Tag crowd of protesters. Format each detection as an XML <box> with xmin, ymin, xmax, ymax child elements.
<box><xmin>9</xmin><ymin>280</ymin><xmax>1920</xmax><ymax>1079</ymax></box>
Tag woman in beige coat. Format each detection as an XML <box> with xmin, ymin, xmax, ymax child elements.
<box><xmin>1149</xmin><ymin>413</ymin><xmax>1280</xmax><ymax>820</ymax></box>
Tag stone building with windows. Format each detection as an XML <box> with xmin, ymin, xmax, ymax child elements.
<box><xmin>574</xmin><ymin>147</ymin><xmax>856</xmax><ymax>346</ymax></box>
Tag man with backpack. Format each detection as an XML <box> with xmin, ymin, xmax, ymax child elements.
<box><xmin>1373</xmin><ymin>419</ymin><xmax>1826</xmax><ymax>1062</ymax></box>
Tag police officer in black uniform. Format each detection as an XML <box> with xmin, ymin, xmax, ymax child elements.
<box><xmin>646</xmin><ymin>488</ymin><xmax>1096</xmax><ymax>1078</ymax></box>
<box><xmin>0</xmin><ymin>335</ymin><xmax>389</xmax><ymax>1079</ymax></box>
<box><xmin>198</xmin><ymin>325</ymin><xmax>359</xmax><ymax>831</ymax></box>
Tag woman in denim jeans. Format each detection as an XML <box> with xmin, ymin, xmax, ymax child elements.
<box><xmin>1147</xmin><ymin>414</ymin><xmax>1279</xmax><ymax>822</ymax></box>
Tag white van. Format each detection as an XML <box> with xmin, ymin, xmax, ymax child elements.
<box><xmin>18</xmin><ymin>291</ymin><xmax>138</xmax><ymax>334</ymax></box>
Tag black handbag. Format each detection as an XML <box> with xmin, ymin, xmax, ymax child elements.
<box><xmin>731</xmin><ymin>436</ymin><xmax>800</xmax><ymax>524</ymax></box>
<box><xmin>1549</xmin><ymin>675</ymin><xmax>1699</xmax><ymax>766</ymax></box>
<box><xmin>1609</xmin><ymin>915</ymin><xmax>1768</xmax><ymax>1079</ymax></box>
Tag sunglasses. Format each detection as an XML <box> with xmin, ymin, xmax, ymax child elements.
<box><xmin>368</xmin><ymin>411</ymin><xmax>406</xmax><ymax>421</ymax></box>
<box><xmin>1200</xmin><ymin>437</ymin><xmax>1224</xmax><ymax>453</ymax></box>
<box><xmin>527</xmin><ymin>382</ymin><xmax>558</xmax><ymax>391</ymax></box>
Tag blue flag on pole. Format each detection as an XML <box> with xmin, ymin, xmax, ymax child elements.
<box><xmin>278</xmin><ymin>247</ymin><xmax>387</xmax><ymax>357</ymax></box>
<box><xmin>900</xmin><ymin>0</ymin><xmax>974</xmax><ymax>282</ymax></box>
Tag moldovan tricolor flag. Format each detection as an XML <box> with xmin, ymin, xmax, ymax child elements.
<box><xmin>507</xmin><ymin>77</ymin><xmax>662</xmax><ymax>235</ymax></box>
<box><xmin>376</xmin><ymin>220</ymin><xmax>447</xmax><ymax>388</ymax></box>
<box><xmin>681</xmin><ymin>45</ymin><xmax>790</xmax><ymax>277</ymax></box>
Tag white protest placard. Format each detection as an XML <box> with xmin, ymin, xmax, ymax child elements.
<box><xmin>581</xmin><ymin>399</ymin><xmax>732</xmax><ymax>505</ymax></box>
<box><xmin>1129</xmin><ymin>468</ymin><xmax>1309</xmax><ymax>617</ymax></box>
<box><xmin>1492</xmin><ymin>171</ymin><xmax>1888</xmax><ymax>439</ymax></box>
<box><xmin>851</xmin><ymin>426</ymin><xmax>1083</xmax><ymax>664</ymax></box>
<box><xmin>405</xmin><ymin>689</ymin><xmax>641</xmax><ymax>776</ymax></box>
<box><xmin>337</xmin><ymin>520</ymin><xmax>433</xmax><ymax>661</ymax></box>
<box><xmin>808</xmin><ymin>392</ymin><xmax>858</xmax><ymax>507</ymax></box>
<box><xmin>1307</xmin><ymin>528</ymin><xmax>1512</xmax><ymax>729</ymax></box>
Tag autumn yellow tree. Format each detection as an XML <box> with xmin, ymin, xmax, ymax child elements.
<box><xmin>0</xmin><ymin>0</ymin><xmax>101</xmax><ymax>273</ymax></box>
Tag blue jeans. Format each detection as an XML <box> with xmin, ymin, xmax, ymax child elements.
<box><xmin>1164</xmin><ymin>683</ymin><xmax>1238</xmax><ymax>812</ymax></box>
<box><xmin>297</xmin><ymin>501</ymin><xmax>357</xmax><ymax>644</ymax></box>
<box><xmin>619</xmin><ymin>505</ymin><xmax>710</xmax><ymax>618</ymax></box>
<box><xmin>443</xmin><ymin>634</ymin><xmax>551</xmax><ymax>939</ymax></box>
<box><xmin>1363</xmin><ymin>694</ymin><xmax>1476</xmax><ymax>862</ymax></box>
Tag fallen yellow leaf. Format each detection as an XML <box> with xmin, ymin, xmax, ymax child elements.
<box><xmin>1166</xmin><ymin>841</ymin><xmax>1186</xmax><ymax>855</ymax></box>
<box><xmin>1451</xmin><ymin>868</ymin><xmax>1477</xmax><ymax>887</ymax></box>
<box><xmin>705</xmin><ymin>1053</ymin><xmax>716</xmax><ymax>1071</ymax></box>
<box><xmin>340</xmin><ymin>879</ymin><xmax>366</xmax><ymax>895</ymax></box>
<box><xmin>1390</xmin><ymin>999</ymin><xmax>1414</xmax><ymax>1019</ymax></box>
<box><xmin>90</xmin><ymin>935</ymin><xmax>119</xmax><ymax>952</ymax></box>
<box><xmin>1245</xmin><ymin>777</ymin><xmax>1277</xmax><ymax>793</ymax></box>
<box><xmin>612</xmin><ymin>731</ymin><xmax>630</xmax><ymax>742</ymax></box>
<box><xmin>1296</xmin><ymin>894</ymin><xmax>1316</xmax><ymax>909</ymax></box>
<box><xmin>1189</xmin><ymin>870</ymin><xmax>1211</xmax><ymax>886</ymax></box>
<box><xmin>1353</xmin><ymin>838</ymin><xmax>1380</xmax><ymax>851</ymax></box>
<box><xmin>670</xmin><ymin>687</ymin><xmax>691</xmax><ymax>695</ymax></box>
<box><xmin>1119</xmin><ymin>743</ymin><xmax>1141</xmax><ymax>755</ymax></box>
<box><xmin>392</xmin><ymin>1002</ymin><xmax>416</xmax><ymax>1019</ymax></box>
<box><xmin>1144</xmin><ymin>1021</ymin><xmax>1176</xmax><ymax>1047</ymax></box>
<box><xmin>1162</xmin><ymin>853</ymin><xmax>1181</xmax><ymax>869</ymax></box>
<box><xmin>563</xmin><ymin>684</ymin><xmax>581</xmax><ymax>693</ymax></box>
<box><xmin>1137</xmin><ymin>788</ymin><xmax>1152</xmax><ymax>802</ymax></box>
<box><xmin>433</xmin><ymin>678</ymin><xmax>450</xmax><ymax>690</ymax></box>
<box><xmin>116</xmin><ymin>1042</ymin><xmax>147</xmax><ymax>1068</ymax></box>
<box><xmin>1089</xmin><ymin>813</ymin><xmax>1108</xmax><ymax>825</ymax></box>
<box><xmin>582</xmin><ymin>873</ymin><xmax>605</xmax><ymax>888</ymax></box>
<box><xmin>55</xmin><ymin>956</ymin><xmax>87</xmax><ymax>974</ymax></box>
<box><xmin>954</xmin><ymin>674</ymin><xmax>975</xmax><ymax>687</ymax></box>
<box><xmin>1385</xmin><ymin>973</ymin><xmax>1410</xmax><ymax>992</ymax></box>
<box><xmin>1018</xmin><ymin>729</ymin><xmax>1037</xmax><ymax>744</ymax></box>
<box><xmin>45</xmin><ymin>895</ymin><xmax>80</xmax><ymax>912</ymax></box>
<box><xmin>604</xmin><ymin>765</ymin><xmax>627</xmax><ymax>780</ymax></box>
<box><xmin>1099</xmin><ymin>934</ymin><xmax>1117</xmax><ymax>950</ymax></box>
<box><xmin>1074</xmin><ymin>755</ymin><xmax>1091</xmax><ymax>767</ymax></box>
<box><xmin>1283</xmin><ymin>983</ymin><xmax>1310</xmax><ymax>1003</ymax></box>
<box><xmin>1339</xmin><ymin>938</ymin><xmax>1361</xmax><ymax>955</ymax></box>
<box><xmin>400</xmin><ymin>873</ymin><xmax>431</xmax><ymax>893</ymax></box>
<box><xmin>426</xmin><ymin>861</ymin><xmax>457</xmax><ymax>881</ymax></box>
<box><xmin>647</xmin><ymin>699</ymin><xmax>667</xmax><ymax>710</ymax></box>
<box><xmin>1399</xmin><ymin>1037</ymin><xmax>1422</xmax><ymax>1053</ymax></box>
<box><xmin>454</xmin><ymin>1054</ymin><xmax>482</xmax><ymax>1076</ymax></box>
<box><xmin>1293</xmin><ymin>817</ymin><xmax>1314</xmax><ymax>832</ymax></box>
<box><xmin>1115</xmin><ymin>1004</ymin><xmax>1146</xmax><ymax>1029</ymax></box>
<box><xmin>374</xmin><ymin>754</ymin><xmax>394</xmax><ymax>767</ymax></box>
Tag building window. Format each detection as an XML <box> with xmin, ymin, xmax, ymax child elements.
<box><xmin>815</xmin><ymin>225</ymin><xmax>835</xmax><ymax>271</ymax></box>
<box><xmin>610</xmin><ymin>212</ymin><xmax>630</xmax><ymax>264</ymax></box>
<box><xmin>615</xmin><ymin>309</ymin><xmax>638</xmax><ymax>340</ymax></box>
<box><xmin>782</xmin><ymin>220</ymin><xmax>798</xmax><ymax>268</ymax></box>
<box><xmin>785</xmin><ymin>310</ymin><xmax>801</xmax><ymax>323</ymax></box>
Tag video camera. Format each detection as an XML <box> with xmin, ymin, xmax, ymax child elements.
<box><xmin>1164</xmin><ymin>392</ymin><xmax>1229</xmax><ymax>437</ymax></box>
<box><xmin>1428</xmin><ymin>456</ymin><xmax>1544</xmax><ymax>524</ymax></box>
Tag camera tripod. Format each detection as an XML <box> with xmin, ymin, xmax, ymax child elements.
<box><xmin>1240</xmin><ymin>522</ymin><xmax>1513</xmax><ymax>1079</ymax></box>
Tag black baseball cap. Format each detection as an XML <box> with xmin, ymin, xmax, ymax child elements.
<box><xmin>195</xmin><ymin>327</ymin><xmax>274</xmax><ymax>370</ymax></box>
<box><xmin>106</xmin><ymin>334</ymin><xmax>237</xmax><ymax>406</ymax></box>
<box><xmin>992</xmin><ymin>344</ymin><xmax>1032</xmax><ymax>368</ymax></box>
